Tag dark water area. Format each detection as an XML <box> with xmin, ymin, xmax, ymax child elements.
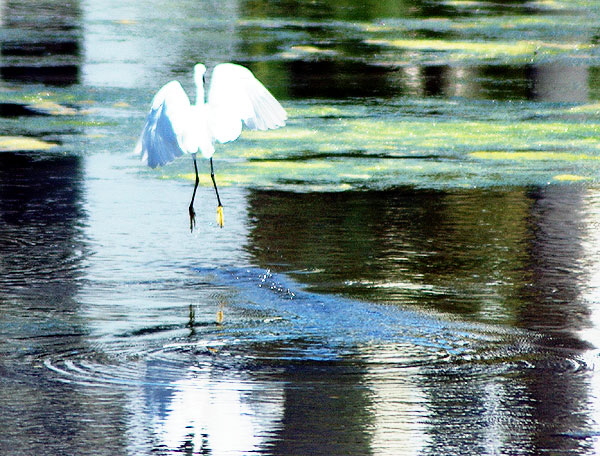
<box><xmin>1</xmin><ymin>0</ymin><xmax>600</xmax><ymax>455</ymax></box>
<box><xmin>2</xmin><ymin>153</ymin><xmax>600</xmax><ymax>455</ymax></box>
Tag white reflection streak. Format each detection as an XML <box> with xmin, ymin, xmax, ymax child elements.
<box><xmin>481</xmin><ymin>381</ymin><xmax>506</xmax><ymax>454</ymax></box>
<box><xmin>364</xmin><ymin>348</ymin><xmax>429</xmax><ymax>456</ymax></box>
<box><xmin>580</xmin><ymin>188</ymin><xmax>600</xmax><ymax>451</ymax></box>
<box><xmin>123</xmin><ymin>365</ymin><xmax>284</xmax><ymax>455</ymax></box>
<box><xmin>156</xmin><ymin>370</ymin><xmax>284</xmax><ymax>454</ymax></box>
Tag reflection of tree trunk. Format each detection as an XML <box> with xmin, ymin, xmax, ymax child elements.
<box><xmin>0</xmin><ymin>153</ymin><xmax>86</xmax><ymax>302</ymax></box>
<box><xmin>518</xmin><ymin>58</ymin><xmax>595</xmax><ymax>454</ymax></box>
<box><xmin>519</xmin><ymin>186</ymin><xmax>589</xmax><ymax>346</ymax></box>
<box><xmin>518</xmin><ymin>184</ymin><xmax>596</xmax><ymax>453</ymax></box>
<box><xmin>267</xmin><ymin>364</ymin><xmax>374</xmax><ymax>456</ymax></box>
<box><xmin>0</xmin><ymin>0</ymin><xmax>82</xmax><ymax>85</ymax></box>
<box><xmin>392</xmin><ymin>62</ymin><xmax>591</xmax><ymax>102</ymax></box>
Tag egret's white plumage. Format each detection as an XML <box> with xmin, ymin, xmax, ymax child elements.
<box><xmin>136</xmin><ymin>63</ymin><xmax>287</xmax><ymax>229</ymax></box>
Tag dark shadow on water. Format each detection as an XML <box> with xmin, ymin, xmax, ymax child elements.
<box><xmin>245</xmin><ymin>186</ymin><xmax>599</xmax><ymax>336</ymax></box>
<box><xmin>245</xmin><ymin>187</ymin><xmax>531</xmax><ymax>317</ymax></box>
<box><xmin>0</xmin><ymin>65</ymin><xmax>80</xmax><ymax>86</ymax></box>
<box><xmin>243</xmin><ymin>186</ymin><xmax>600</xmax><ymax>455</ymax></box>
<box><xmin>0</xmin><ymin>103</ymin><xmax>51</xmax><ymax>117</ymax></box>
<box><xmin>269</xmin><ymin>60</ymin><xmax>405</xmax><ymax>99</ymax></box>
<box><xmin>257</xmin><ymin>362</ymin><xmax>373</xmax><ymax>456</ymax></box>
<box><xmin>240</xmin><ymin>0</ymin><xmax>517</xmax><ymax>20</ymax></box>
<box><xmin>0</xmin><ymin>152</ymin><xmax>86</xmax><ymax>296</ymax></box>
<box><xmin>0</xmin><ymin>0</ymin><xmax>82</xmax><ymax>85</ymax></box>
<box><xmin>0</xmin><ymin>152</ymin><xmax>129</xmax><ymax>455</ymax></box>
<box><xmin>276</xmin><ymin>60</ymin><xmax>596</xmax><ymax>101</ymax></box>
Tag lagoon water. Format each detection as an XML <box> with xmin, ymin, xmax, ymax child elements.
<box><xmin>1</xmin><ymin>0</ymin><xmax>600</xmax><ymax>455</ymax></box>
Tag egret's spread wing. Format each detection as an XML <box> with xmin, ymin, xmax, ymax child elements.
<box><xmin>207</xmin><ymin>63</ymin><xmax>287</xmax><ymax>143</ymax></box>
<box><xmin>137</xmin><ymin>81</ymin><xmax>191</xmax><ymax>168</ymax></box>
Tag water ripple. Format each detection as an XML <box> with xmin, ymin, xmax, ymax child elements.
<box><xmin>31</xmin><ymin>267</ymin><xmax>595</xmax><ymax>392</ymax></box>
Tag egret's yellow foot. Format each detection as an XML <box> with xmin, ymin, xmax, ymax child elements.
<box><xmin>216</xmin><ymin>205</ymin><xmax>224</xmax><ymax>228</ymax></box>
<box><xmin>216</xmin><ymin>309</ymin><xmax>224</xmax><ymax>324</ymax></box>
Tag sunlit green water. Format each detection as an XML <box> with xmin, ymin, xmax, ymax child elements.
<box><xmin>1</xmin><ymin>0</ymin><xmax>600</xmax><ymax>455</ymax></box>
<box><xmin>3</xmin><ymin>0</ymin><xmax>600</xmax><ymax>190</ymax></box>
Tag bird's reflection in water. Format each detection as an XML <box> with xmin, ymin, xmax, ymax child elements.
<box><xmin>133</xmin><ymin>350</ymin><xmax>284</xmax><ymax>455</ymax></box>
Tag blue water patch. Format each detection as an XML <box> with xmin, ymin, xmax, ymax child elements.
<box><xmin>191</xmin><ymin>266</ymin><xmax>516</xmax><ymax>365</ymax></box>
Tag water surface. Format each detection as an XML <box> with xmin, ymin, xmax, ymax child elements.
<box><xmin>1</xmin><ymin>0</ymin><xmax>600</xmax><ymax>455</ymax></box>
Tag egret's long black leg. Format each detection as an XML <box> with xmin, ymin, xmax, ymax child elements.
<box><xmin>210</xmin><ymin>157</ymin><xmax>224</xmax><ymax>227</ymax></box>
<box><xmin>189</xmin><ymin>153</ymin><xmax>199</xmax><ymax>232</ymax></box>
<box><xmin>210</xmin><ymin>157</ymin><xmax>222</xmax><ymax>206</ymax></box>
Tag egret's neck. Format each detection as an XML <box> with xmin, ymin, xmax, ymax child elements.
<box><xmin>195</xmin><ymin>76</ymin><xmax>206</xmax><ymax>106</ymax></box>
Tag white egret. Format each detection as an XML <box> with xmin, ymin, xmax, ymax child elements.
<box><xmin>136</xmin><ymin>63</ymin><xmax>287</xmax><ymax>230</ymax></box>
